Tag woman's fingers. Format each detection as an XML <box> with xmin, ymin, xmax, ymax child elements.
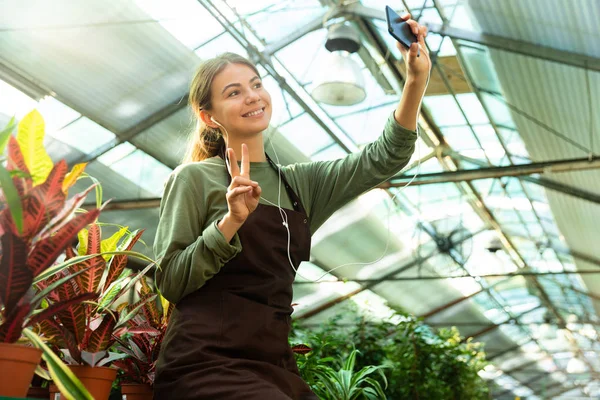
<box><xmin>240</xmin><ymin>143</ymin><xmax>250</xmax><ymax>179</ymax></box>
<box><xmin>227</xmin><ymin>185</ymin><xmax>253</xmax><ymax>200</ymax></box>
<box><xmin>396</xmin><ymin>12</ymin><xmax>411</xmax><ymax>22</ymax></box>
<box><xmin>252</xmin><ymin>184</ymin><xmax>262</xmax><ymax>200</ymax></box>
<box><xmin>229</xmin><ymin>176</ymin><xmax>258</xmax><ymax>190</ymax></box>
<box><xmin>227</xmin><ymin>148</ymin><xmax>240</xmax><ymax>177</ymax></box>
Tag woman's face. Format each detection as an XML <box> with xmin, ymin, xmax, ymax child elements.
<box><xmin>209</xmin><ymin>63</ymin><xmax>272</xmax><ymax>138</ymax></box>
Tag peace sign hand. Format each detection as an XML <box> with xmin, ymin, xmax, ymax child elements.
<box><xmin>225</xmin><ymin>144</ymin><xmax>262</xmax><ymax>224</ymax></box>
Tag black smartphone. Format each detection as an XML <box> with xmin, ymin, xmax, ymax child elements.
<box><xmin>385</xmin><ymin>6</ymin><xmax>417</xmax><ymax>49</ymax></box>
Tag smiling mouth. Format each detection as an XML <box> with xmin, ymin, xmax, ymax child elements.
<box><xmin>242</xmin><ymin>107</ymin><xmax>265</xmax><ymax>117</ymax></box>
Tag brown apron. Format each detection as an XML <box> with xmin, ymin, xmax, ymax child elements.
<box><xmin>154</xmin><ymin>155</ymin><xmax>318</xmax><ymax>400</ymax></box>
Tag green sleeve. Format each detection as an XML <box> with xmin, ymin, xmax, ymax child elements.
<box><xmin>153</xmin><ymin>173</ymin><xmax>242</xmax><ymax>304</ymax></box>
<box><xmin>283</xmin><ymin>112</ymin><xmax>418</xmax><ymax>233</ymax></box>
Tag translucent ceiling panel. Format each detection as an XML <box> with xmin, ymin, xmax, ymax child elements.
<box><xmin>105</xmin><ymin>149</ymin><xmax>173</xmax><ymax>197</ymax></box>
<box><xmin>423</xmin><ymin>95</ymin><xmax>467</xmax><ymax>127</ymax></box>
<box><xmin>276</xmin><ymin>28</ymin><xmax>328</xmax><ymax>85</ymax></box>
<box><xmin>37</xmin><ymin>96</ymin><xmax>81</xmax><ymax>133</ymax></box>
<box><xmin>0</xmin><ymin>79</ymin><xmax>37</xmax><ymax>119</ymax></box>
<box><xmin>133</xmin><ymin>0</ymin><xmax>224</xmax><ymax>50</ymax></box>
<box><xmin>50</xmin><ymin>117</ymin><xmax>116</xmax><ymax>155</ymax></box>
<box><xmin>277</xmin><ymin>113</ymin><xmax>334</xmax><ymax>157</ymax></box>
<box><xmin>243</xmin><ymin>0</ymin><xmax>326</xmax><ymax>44</ymax></box>
<box><xmin>194</xmin><ymin>32</ymin><xmax>248</xmax><ymax>60</ymax></box>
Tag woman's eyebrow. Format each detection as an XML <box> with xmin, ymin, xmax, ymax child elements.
<box><xmin>221</xmin><ymin>76</ymin><xmax>260</xmax><ymax>94</ymax></box>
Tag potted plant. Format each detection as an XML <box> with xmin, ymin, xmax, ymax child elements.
<box><xmin>297</xmin><ymin>347</ymin><xmax>389</xmax><ymax>400</ymax></box>
<box><xmin>112</xmin><ymin>277</ymin><xmax>173</xmax><ymax>400</ymax></box>
<box><xmin>39</xmin><ymin>221</ymin><xmax>156</xmax><ymax>400</ymax></box>
<box><xmin>0</xmin><ymin>111</ymin><xmax>101</xmax><ymax>398</ymax></box>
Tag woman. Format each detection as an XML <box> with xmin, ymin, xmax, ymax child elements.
<box><xmin>153</xmin><ymin>13</ymin><xmax>430</xmax><ymax>400</ymax></box>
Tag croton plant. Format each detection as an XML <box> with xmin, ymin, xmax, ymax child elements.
<box><xmin>113</xmin><ymin>277</ymin><xmax>173</xmax><ymax>385</ymax></box>
<box><xmin>0</xmin><ymin>110</ymin><xmax>101</xmax><ymax>344</ymax></box>
<box><xmin>36</xmin><ymin>222</ymin><xmax>156</xmax><ymax>368</ymax></box>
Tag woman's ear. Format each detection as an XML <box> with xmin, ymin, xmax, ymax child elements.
<box><xmin>199</xmin><ymin>110</ymin><xmax>218</xmax><ymax>128</ymax></box>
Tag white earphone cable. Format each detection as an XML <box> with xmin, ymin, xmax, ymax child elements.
<box><xmin>214</xmin><ymin>63</ymin><xmax>430</xmax><ymax>283</ymax></box>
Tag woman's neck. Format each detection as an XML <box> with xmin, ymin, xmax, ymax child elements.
<box><xmin>225</xmin><ymin>132</ymin><xmax>267</xmax><ymax>162</ymax></box>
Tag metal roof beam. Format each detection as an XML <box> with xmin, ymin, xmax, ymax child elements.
<box><xmin>383</xmin><ymin>156</ymin><xmax>600</xmax><ymax>189</ymax></box>
<box><xmin>425</xmin><ymin>23</ymin><xmax>600</xmax><ymax>73</ymax></box>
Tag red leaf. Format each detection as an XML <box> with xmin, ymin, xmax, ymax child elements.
<box><xmin>6</xmin><ymin>136</ymin><xmax>32</xmax><ymax>196</ymax></box>
<box><xmin>0</xmin><ymin>233</ymin><xmax>33</xmax><ymax>315</ymax></box>
<box><xmin>0</xmin><ymin>303</ymin><xmax>31</xmax><ymax>343</ymax></box>
<box><xmin>104</xmin><ymin>230</ymin><xmax>144</xmax><ymax>288</ymax></box>
<box><xmin>85</xmin><ymin>313</ymin><xmax>117</xmax><ymax>353</ymax></box>
<box><xmin>56</xmin><ymin>287</ymin><xmax>87</xmax><ymax>345</ymax></box>
<box><xmin>19</xmin><ymin>160</ymin><xmax>67</xmax><ymax>238</ymax></box>
<box><xmin>27</xmin><ymin>208</ymin><xmax>100</xmax><ymax>276</ymax></box>
<box><xmin>37</xmin><ymin>184</ymin><xmax>96</xmax><ymax>242</ymax></box>
<box><xmin>35</xmin><ymin>319</ymin><xmax>64</xmax><ymax>346</ymax></box>
<box><xmin>29</xmin><ymin>292</ymin><xmax>97</xmax><ymax>327</ymax></box>
<box><xmin>65</xmin><ymin>246</ymin><xmax>76</xmax><ymax>260</ymax></box>
<box><xmin>291</xmin><ymin>344</ymin><xmax>312</xmax><ymax>355</ymax></box>
<box><xmin>54</xmin><ymin>321</ymin><xmax>82</xmax><ymax>364</ymax></box>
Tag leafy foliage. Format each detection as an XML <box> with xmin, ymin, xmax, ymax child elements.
<box><xmin>291</xmin><ymin>306</ymin><xmax>490</xmax><ymax>400</ymax></box>
<box><xmin>112</xmin><ymin>277</ymin><xmax>173</xmax><ymax>385</ymax></box>
<box><xmin>0</xmin><ymin>111</ymin><xmax>101</xmax><ymax>343</ymax></box>
<box><xmin>37</xmin><ymin>224</ymin><xmax>156</xmax><ymax>367</ymax></box>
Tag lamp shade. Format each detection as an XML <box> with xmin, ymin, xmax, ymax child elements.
<box><xmin>311</xmin><ymin>51</ymin><xmax>366</xmax><ymax>106</ymax></box>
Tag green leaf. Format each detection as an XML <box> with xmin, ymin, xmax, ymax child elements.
<box><xmin>23</xmin><ymin>328</ymin><xmax>94</xmax><ymax>400</ymax></box>
<box><xmin>77</xmin><ymin>228</ymin><xmax>88</xmax><ymax>256</ymax></box>
<box><xmin>100</xmin><ymin>226</ymin><xmax>129</xmax><ymax>261</ymax></box>
<box><xmin>0</xmin><ymin>163</ymin><xmax>23</xmax><ymax>234</ymax></box>
<box><xmin>16</xmin><ymin>109</ymin><xmax>53</xmax><ymax>185</ymax></box>
<box><xmin>33</xmin><ymin>250</ymin><xmax>155</xmax><ymax>285</ymax></box>
<box><xmin>34</xmin><ymin>364</ymin><xmax>52</xmax><ymax>381</ymax></box>
<box><xmin>0</xmin><ymin>116</ymin><xmax>16</xmax><ymax>154</ymax></box>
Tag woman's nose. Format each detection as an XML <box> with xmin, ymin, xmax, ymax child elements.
<box><xmin>245</xmin><ymin>90</ymin><xmax>260</xmax><ymax>103</ymax></box>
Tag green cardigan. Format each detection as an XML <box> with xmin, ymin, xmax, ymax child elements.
<box><xmin>154</xmin><ymin>112</ymin><xmax>418</xmax><ymax>303</ymax></box>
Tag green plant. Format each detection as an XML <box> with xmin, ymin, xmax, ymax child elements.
<box><xmin>112</xmin><ymin>277</ymin><xmax>173</xmax><ymax>385</ymax></box>
<box><xmin>300</xmin><ymin>347</ymin><xmax>388</xmax><ymax>400</ymax></box>
<box><xmin>291</xmin><ymin>306</ymin><xmax>490</xmax><ymax>400</ymax></box>
<box><xmin>37</xmin><ymin>222</ymin><xmax>156</xmax><ymax>367</ymax></box>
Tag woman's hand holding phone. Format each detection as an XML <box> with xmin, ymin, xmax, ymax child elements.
<box><xmin>395</xmin><ymin>13</ymin><xmax>431</xmax><ymax>83</ymax></box>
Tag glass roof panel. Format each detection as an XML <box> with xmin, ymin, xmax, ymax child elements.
<box><xmin>50</xmin><ymin>117</ymin><xmax>116</xmax><ymax>155</ymax></box>
<box><xmin>0</xmin><ymin>79</ymin><xmax>37</xmax><ymax>120</ymax></box>
<box><xmin>277</xmin><ymin>113</ymin><xmax>334</xmax><ymax>157</ymax></box>
<box><xmin>194</xmin><ymin>32</ymin><xmax>248</xmax><ymax>60</ymax></box>
<box><xmin>37</xmin><ymin>96</ymin><xmax>81</xmax><ymax>133</ymax></box>
<box><xmin>105</xmin><ymin>149</ymin><xmax>173</xmax><ymax>197</ymax></box>
<box><xmin>133</xmin><ymin>0</ymin><xmax>224</xmax><ymax>50</ymax></box>
<box><xmin>423</xmin><ymin>95</ymin><xmax>467</xmax><ymax>126</ymax></box>
<box><xmin>243</xmin><ymin>1</ymin><xmax>325</xmax><ymax>43</ymax></box>
<box><xmin>456</xmin><ymin>93</ymin><xmax>490</xmax><ymax>125</ymax></box>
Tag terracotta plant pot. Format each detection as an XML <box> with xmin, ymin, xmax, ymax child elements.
<box><xmin>49</xmin><ymin>365</ymin><xmax>117</xmax><ymax>400</ymax></box>
<box><xmin>0</xmin><ymin>342</ymin><xmax>43</xmax><ymax>398</ymax></box>
<box><xmin>121</xmin><ymin>383</ymin><xmax>153</xmax><ymax>400</ymax></box>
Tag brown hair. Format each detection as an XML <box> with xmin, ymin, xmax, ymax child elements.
<box><xmin>182</xmin><ymin>52</ymin><xmax>260</xmax><ymax>163</ymax></box>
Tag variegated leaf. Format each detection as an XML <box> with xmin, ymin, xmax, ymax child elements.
<box><xmin>0</xmin><ymin>232</ymin><xmax>32</xmax><ymax>315</ymax></box>
<box><xmin>27</xmin><ymin>208</ymin><xmax>101</xmax><ymax>275</ymax></box>
<box><xmin>100</xmin><ymin>226</ymin><xmax>128</xmax><ymax>261</ymax></box>
<box><xmin>0</xmin><ymin>303</ymin><xmax>31</xmax><ymax>342</ymax></box>
<box><xmin>62</xmin><ymin>162</ymin><xmax>87</xmax><ymax>194</ymax></box>
<box><xmin>29</xmin><ymin>292</ymin><xmax>97</xmax><ymax>327</ymax></box>
<box><xmin>103</xmin><ymin>230</ymin><xmax>144</xmax><ymax>290</ymax></box>
<box><xmin>20</xmin><ymin>160</ymin><xmax>67</xmax><ymax>238</ymax></box>
<box><xmin>17</xmin><ymin>109</ymin><xmax>53</xmax><ymax>186</ymax></box>
<box><xmin>85</xmin><ymin>313</ymin><xmax>117</xmax><ymax>353</ymax></box>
